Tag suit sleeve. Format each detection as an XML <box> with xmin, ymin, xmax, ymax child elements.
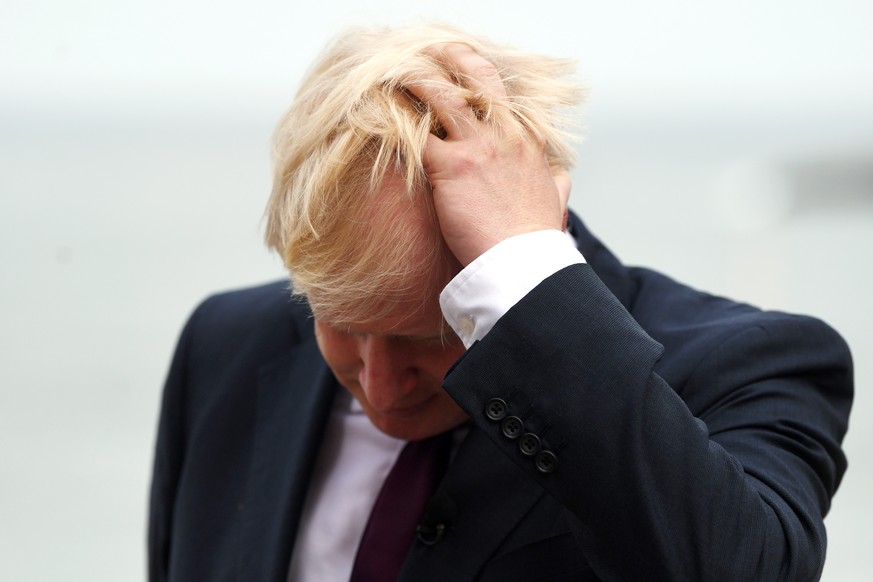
<box><xmin>442</xmin><ymin>263</ymin><xmax>853</xmax><ymax>581</ymax></box>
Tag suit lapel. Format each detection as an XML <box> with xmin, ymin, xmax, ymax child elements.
<box><xmin>400</xmin><ymin>428</ymin><xmax>546</xmax><ymax>581</ymax></box>
<box><xmin>237</xmin><ymin>336</ymin><xmax>336</xmax><ymax>582</ymax></box>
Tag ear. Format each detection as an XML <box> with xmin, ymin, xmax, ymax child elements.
<box><xmin>553</xmin><ymin>171</ymin><xmax>572</xmax><ymax>232</ymax></box>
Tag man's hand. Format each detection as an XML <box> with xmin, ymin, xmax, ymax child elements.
<box><xmin>407</xmin><ymin>44</ymin><xmax>570</xmax><ymax>267</ymax></box>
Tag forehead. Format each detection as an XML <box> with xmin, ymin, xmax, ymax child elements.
<box><xmin>364</xmin><ymin>168</ymin><xmax>432</xmax><ymax>229</ymax></box>
<box><xmin>304</xmin><ymin>166</ymin><xmax>460</xmax><ymax>329</ymax></box>
<box><xmin>315</xmin><ymin>291</ymin><xmax>448</xmax><ymax>337</ymax></box>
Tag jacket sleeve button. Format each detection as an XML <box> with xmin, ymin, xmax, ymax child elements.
<box><xmin>535</xmin><ymin>450</ymin><xmax>558</xmax><ymax>474</ymax></box>
<box><xmin>519</xmin><ymin>433</ymin><xmax>541</xmax><ymax>456</ymax></box>
<box><xmin>501</xmin><ymin>416</ymin><xmax>524</xmax><ymax>440</ymax></box>
<box><xmin>485</xmin><ymin>398</ymin><xmax>507</xmax><ymax>421</ymax></box>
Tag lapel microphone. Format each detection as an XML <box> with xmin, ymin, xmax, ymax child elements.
<box><xmin>416</xmin><ymin>490</ymin><xmax>457</xmax><ymax>546</ymax></box>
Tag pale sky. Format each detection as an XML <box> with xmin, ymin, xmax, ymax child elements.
<box><xmin>3</xmin><ymin>0</ymin><xmax>872</xmax><ymax>120</ymax></box>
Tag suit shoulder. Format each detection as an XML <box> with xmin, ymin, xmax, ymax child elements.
<box><xmin>628</xmin><ymin>266</ymin><xmax>839</xmax><ymax>339</ymax></box>
<box><xmin>185</xmin><ymin>280</ymin><xmax>314</xmax><ymax>350</ymax></box>
<box><xmin>626</xmin><ymin>266</ymin><xmax>852</xmax><ymax>384</ymax></box>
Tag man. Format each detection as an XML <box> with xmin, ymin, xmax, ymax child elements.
<box><xmin>149</xmin><ymin>24</ymin><xmax>853</xmax><ymax>581</ymax></box>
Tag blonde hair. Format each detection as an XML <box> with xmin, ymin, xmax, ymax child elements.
<box><xmin>264</xmin><ymin>23</ymin><xmax>584</xmax><ymax>325</ymax></box>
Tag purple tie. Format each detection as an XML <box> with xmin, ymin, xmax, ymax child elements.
<box><xmin>349</xmin><ymin>432</ymin><xmax>452</xmax><ymax>582</ymax></box>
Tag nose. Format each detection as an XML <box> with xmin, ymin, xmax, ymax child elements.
<box><xmin>358</xmin><ymin>336</ymin><xmax>419</xmax><ymax>411</ymax></box>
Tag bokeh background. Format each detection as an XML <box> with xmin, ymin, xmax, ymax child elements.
<box><xmin>2</xmin><ymin>1</ymin><xmax>871</xmax><ymax>579</ymax></box>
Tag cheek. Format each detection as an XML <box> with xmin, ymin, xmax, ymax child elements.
<box><xmin>418</xmin><ymin>343</ymin><xmax>465</xmax><ymax>380</ymax></box>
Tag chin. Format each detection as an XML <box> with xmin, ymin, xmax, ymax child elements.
<box><xmin>369</xmin><ymin>409</ymin><xmax>467</xmax><ymax>441</ymax></box>
<box><xmin>371</xmin><ymin>416</ymin><xmax>442</xmax><ymax>441</ymax></box>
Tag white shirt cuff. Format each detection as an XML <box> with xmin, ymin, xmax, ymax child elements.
<box><xmin>439</xmin><ymin>230</ymin><xmax>585</xmax><ymax>348</ymax></box>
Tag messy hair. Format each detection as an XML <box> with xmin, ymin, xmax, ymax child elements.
<box><xmin>264</xmin><ymin>23</ymin><xmax>584</xmax><ymax>325</ymax></box>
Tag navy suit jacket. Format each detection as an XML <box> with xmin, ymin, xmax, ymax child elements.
<box><xmin>149</xmin><ymin>215</ymin><xmax>852</xmax><ymax>581</ymax></box>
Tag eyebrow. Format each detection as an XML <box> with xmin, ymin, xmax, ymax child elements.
<box><xmin>368</xmin><ymin>329</ymin><xmax>443</xmax><ymax>342</ymax></box>
<box><xmin>337</xmin><ymin>323</ymin><xmax>446</xmax><ymax>344</ymax></box>
<box><xmin>326</xmin><ymin>312</ymin><xmax>454</xmax><ymax>343</ymax></box>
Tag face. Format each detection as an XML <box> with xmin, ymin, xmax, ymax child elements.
<box><xmin>314</xmin><ymin>298</ymin><xmax>468</xmax><ymax>441</ymax></box>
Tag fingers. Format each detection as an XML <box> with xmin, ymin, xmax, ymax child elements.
<box><xmin>405</xmin><ymin>77</ymin><xmax>469</xmax><ymax>139</ymax></box>
<box><xmin>405</xmin><ymin>43</ymin><xmax>506</xmax><ymax>140</ymax></box>
<box><xmin>439</xmin><ymin>43</ymin><xmax>506</xmax><ymax>101</ymax></box>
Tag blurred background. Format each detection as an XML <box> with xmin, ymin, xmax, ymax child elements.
<box><xmin>1</xmin><ymin>1</ymin><xmax>871</xmax><ymax>579</ymax></box>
